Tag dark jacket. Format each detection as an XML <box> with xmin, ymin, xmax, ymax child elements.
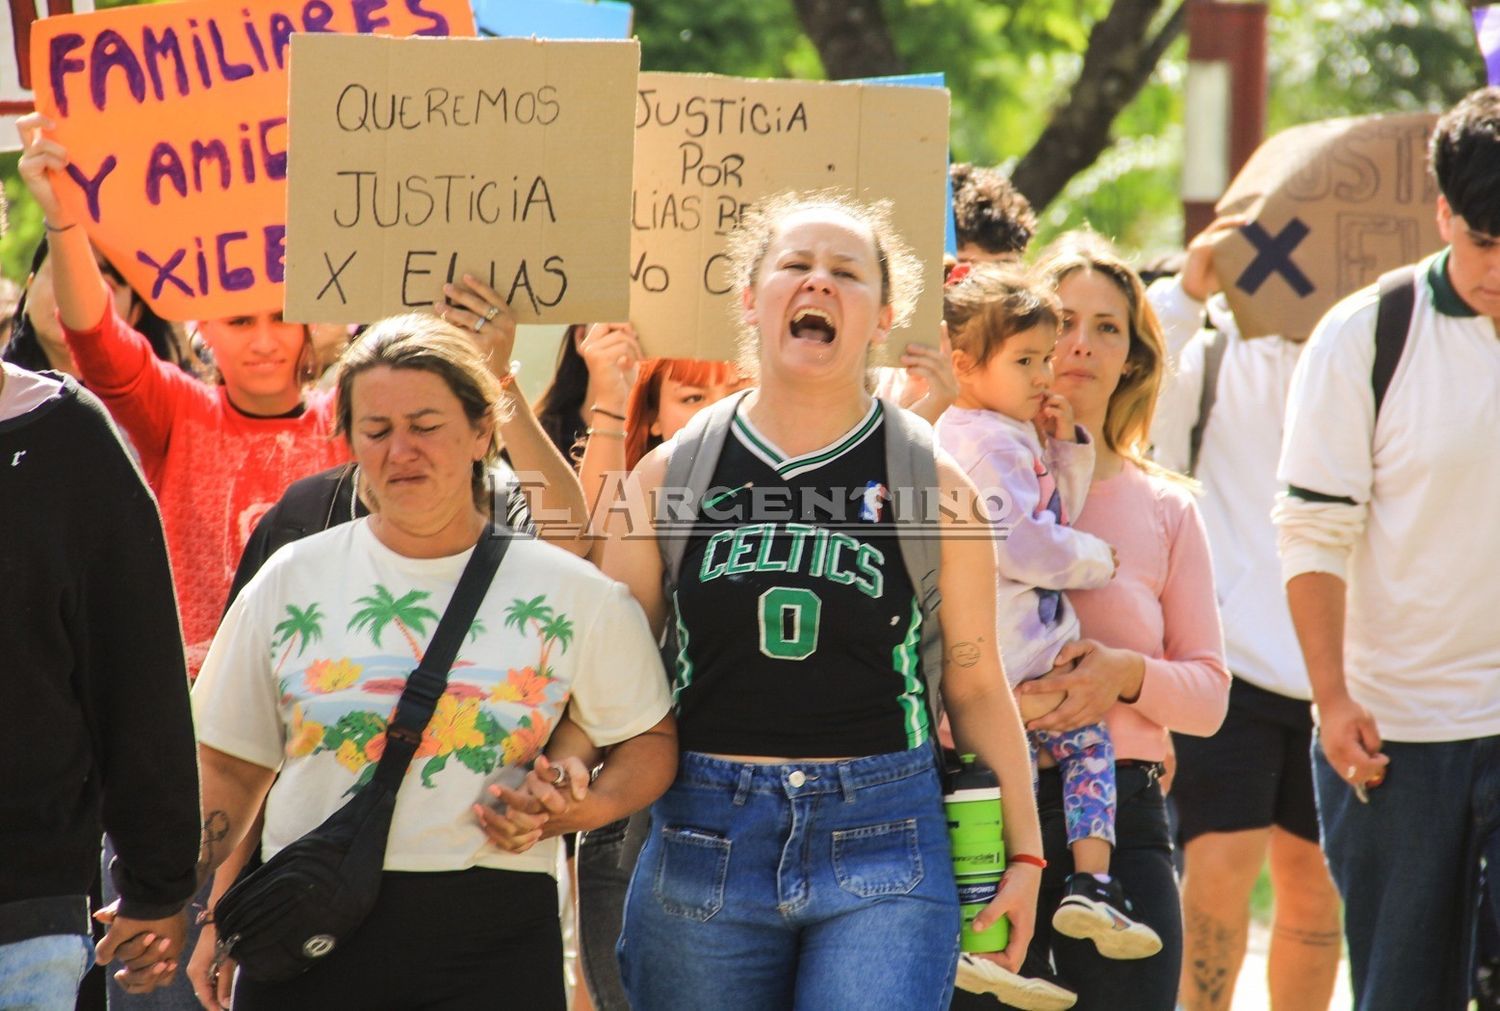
<box><xmin>0</xmin><ymin>373</ymin><xmax>198</xmax><ymax>943</ymax></box>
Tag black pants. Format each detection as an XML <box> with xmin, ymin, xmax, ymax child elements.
<box><xmin>232</xmin><ymin>868</ymin><xmax>563</xmax><ymax>1010</ymax></box>
<box><xmin>952</xmin><ymin>763</ymin><xmax>1182</xmax><ymax>1011</ymax></box>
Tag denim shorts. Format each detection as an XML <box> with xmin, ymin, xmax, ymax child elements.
<box><xmin>618</xmin><ymin>748</ymin><xmax>961</xmax><ymax>1011</ymax></box>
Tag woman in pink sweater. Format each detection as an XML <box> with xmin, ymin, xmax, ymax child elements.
<box><xmin>980</xmin><ymin>233</ymin><xmax>1228</xmax><ymax>1010</ymax></box>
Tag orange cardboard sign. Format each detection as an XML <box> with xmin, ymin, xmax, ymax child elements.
<box><xmin>29</xmin><ymin>0</ymin><xmax>476</xmax><ymax>321</ymax></box>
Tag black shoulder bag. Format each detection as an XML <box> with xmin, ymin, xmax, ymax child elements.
<box><xmin>212</xmin><ymin>525</ymin><xmax>512</xmax><ymax>982</ymax></box>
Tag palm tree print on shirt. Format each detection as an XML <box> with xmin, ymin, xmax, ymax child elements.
<box><xmin>348</xmin><ymin>585</ymin><xmax>439</xmax><ymax>660</ymax></box>
<box><xmin>503</xmin><ymin>595</ymin><xmax>575</xmax><ymax>676</ymax></box>
<box><xmin>273</xmin><ymin>603</ymin><xmax>325</xmax><ymax>676</ymax></box>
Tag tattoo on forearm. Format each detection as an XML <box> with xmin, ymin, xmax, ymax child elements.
<box><xmin>196</xmin><ymin>810</ymin><xmax>230</xmax><ymax>883</ymax></box>
<box><xmin>1184</xmin><ymin>904</ymin><xmax>1242</xmax><ymax>1010</ymax></box>
<box><xmin>949</xmin><ymin>640</ymin><xmax>982</xmax><ymax>668</ymax></box>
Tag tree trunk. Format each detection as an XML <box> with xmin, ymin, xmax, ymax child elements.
<box><xmin>791</xmin><ymin>0</ymin><xmax>905</xmax><ymax>80</ymax></box>
<box><xmin>1010</xmin><ymin>0</ymin><xmax>1188</xmax><ymax>211</ymax></box>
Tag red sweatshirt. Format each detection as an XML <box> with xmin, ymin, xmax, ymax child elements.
<box><xmin>64</xmin><ymin>304</ymin><xmax>347</xmax><ymax>674</ymax></box>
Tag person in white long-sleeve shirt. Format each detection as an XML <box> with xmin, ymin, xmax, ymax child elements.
<box><xmin>1274</xmin><ymin>87</ymin><xmax>1500</xmax><ymax>1011</ymax></box>
<box><xmin>1147</xmin><ymin>227</ymin><xmax>1343</xmax><ymax>1011</ymax></box>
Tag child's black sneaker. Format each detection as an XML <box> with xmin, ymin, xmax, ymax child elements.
<box><xmin>954</xmin><ymin>954</ymin><xmax>1077</xmax><ymax>1010</ymax></box>
<box><xmin>1050</xmin><ymin>873</ymin><xmax>1163</xmax><ymax>960</ymax></box>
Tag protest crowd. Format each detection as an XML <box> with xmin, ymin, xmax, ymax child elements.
<box><xmin>0</xmin><ymin>3</ymin><xmax>1498</xmax><ymax>1010</ymax></box>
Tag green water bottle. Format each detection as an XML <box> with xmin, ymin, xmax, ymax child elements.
<box><xmin>945</xmin><ymin>753</ymin><xmax>1008</xmax><ymax>952</ymax></box>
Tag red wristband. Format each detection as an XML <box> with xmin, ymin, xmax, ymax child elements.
<box><xmin>1009</xmin><ymin>853</ymin><xmax>1047</xmax><ymax>870</ymax></box>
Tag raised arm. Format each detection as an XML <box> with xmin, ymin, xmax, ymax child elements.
<box><xmin>573</xmin><ymin>324</ymin><xmax>643</xmax><ymax>559</ymax></box>
<box><xmin>18</xmin><ymin>113</ymin><xmax>191</xmax><ymax>462</ymax></box>
<box><xmin>437</xmin><ymin>276</ymin><xmax>591</xmax><ymax>557</ymax></box>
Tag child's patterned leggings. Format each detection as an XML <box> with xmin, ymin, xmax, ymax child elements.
<box><xmin>1030</xmin><ymin>722</ymin><xmax>1117</xmax><ymax>847</ymax></box>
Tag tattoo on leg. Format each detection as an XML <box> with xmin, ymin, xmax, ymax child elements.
<box><xmin>1271</xmin><ymin>923</ymin><xmax>1341</xmax><ymax>948</ymax></box>
<box><xmin>196</xmin><ymin>810</ymin><xmax>230</xmax><ymax>883</ymax></box>
<box><xmin>1185</xmin><ymin>904</ymin><xmax>1242</xmax><ymax>1009</ymax></box>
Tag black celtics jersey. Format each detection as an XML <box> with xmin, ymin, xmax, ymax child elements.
<box><xmin>671</xmin><ymin>401</ymin><xmax>931</xmax><ymax>757</ymax></box>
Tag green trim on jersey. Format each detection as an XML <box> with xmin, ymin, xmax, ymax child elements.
<box><xmin>672</xmin><ymin>591</ymin><xmax>695</xmax><ymax>707</ymax></box>
<box><xmin>731</xmin><ymin>400</ymin><xmax>884</xmax><ymax>480</ymax></box>
<box><xmin>893</xmin><ymin>595</ymin><xmax>929</xmax><ymax>748</ymax></box>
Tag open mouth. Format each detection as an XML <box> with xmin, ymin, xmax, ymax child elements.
<box><xmin>790</xmin><ymin>307</ymin><xmax>837</xmax><ymax>345</ymax></box>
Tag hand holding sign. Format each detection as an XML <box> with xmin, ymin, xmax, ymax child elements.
<box><xmin>15</xmin><ymin>112</ymin><xmax>69</xmax><ymax>225</ymax></box>
<box><xmin>27</xmin><ymin>0</ymin><xmax>476</xmax><ymax>322</ymax></box>
<box><xmin>440</xmin><ymin>274</ymin><xmax>517</xmax><ymax>379</ymax></box>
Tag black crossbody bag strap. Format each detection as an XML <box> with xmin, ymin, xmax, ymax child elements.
<box><xmin>371</xmin><ymin>525</ymin><xmax>511</xmax><ymax>791</ymax></box>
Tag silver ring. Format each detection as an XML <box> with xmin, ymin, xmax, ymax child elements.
<box><xmin>472</xmin><ymin>315</ymin><xmax>486</xmax><ymax>333</ymax></box>
<box><xmin>483</xmin><ymin>305</ymin><xmax>500</xmax><ymax>322</ymax></box>
<box><xmin>549</xmin><ymin>765</ymin><xmax>568</xmax><ymax>787</ymax></box>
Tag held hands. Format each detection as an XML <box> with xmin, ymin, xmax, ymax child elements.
<box><xmin>969</xmin><ymin>862</ymin><xmax>1041</xmax><ymax>974</ymax></box>
<box><xmin>439</xmin><ymin>275</ymin><xmax>518</xmax><ymax>379</ymax></box>
<box><xmin>1035</xmin><ymin>393</ymin><xmax>1077</xmax><ymax>443</ymax></box>
<box><xmin>93</xmin><ymin>903</ymin><xmax>189</xmax><ymax>996</ymax></box>
<box><xmin>1317</xmin><ymin>692</ymin><xmax>1389</xmax><ymax>794</ymax></box>
<box><xmin>1015</xmin><ymin>639</ymin><xmax>1145</xmax><ymax>733</ymax></box>
<box><xmin>473</xmin><ymin>754</ymin><xmax>593</xmax><ymax>854</ymax></box>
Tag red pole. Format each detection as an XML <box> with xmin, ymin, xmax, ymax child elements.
<box><xmin>1182</xmin><ymin>1</ymin><xmax>1267</xmax><ymax>243</ymax></box>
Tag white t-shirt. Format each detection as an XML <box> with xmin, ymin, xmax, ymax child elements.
<box><xmin>1275</xmin><ymin>251</ymin><xmax>1500</xmax><ymax>741</ymax></box>
<box><xmin>193</xmin><ymin>520</ymin><xmax>672</xmax><ymax>876</ymax></box>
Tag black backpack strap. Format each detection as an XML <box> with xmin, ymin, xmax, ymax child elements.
<box><xmin>1188</xmin><ymin>326</ymin><xmax>1227</xmax><ymax>476</ymax></box>
<box><xmin>1372</xmin><ymin>266</ymin><xmax>1418</xmax><ymax>419</ymax></box>
<box><xmin>374</xmin><ymin>525</ymin><xmax>512</xmax><ymax>790</ymax></box>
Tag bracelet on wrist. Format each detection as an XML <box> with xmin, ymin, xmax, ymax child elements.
<box><xmin>44</xmin><ymin>220</ymin><xmax>78</xmax><ymax>233</ymax></box>
<box><xmin>590</xmin><ymin>404</ymin><xmax>626</xmax><ymax>421</ymax></box>
<box><xmin>1008</xmin><ymin>853</ymin><xmax>1047</xmax><ymax>870</ymax></box>
<box><xmin>586</xmin><ymin>427</ymin><xmax>625</xmax><ymax>439</ymax></box>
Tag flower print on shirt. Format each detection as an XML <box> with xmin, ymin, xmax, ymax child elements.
<box><xmin>277</xmin><ymin>586</ymin><xmax>573</xmax><ymax>794</ymax></box>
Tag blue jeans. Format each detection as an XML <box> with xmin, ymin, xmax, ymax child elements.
<box><xmin>1313</xmin><ymin>736</ymin><xmax>1500</xmax><ymax>1010</ymax></box>
<box><xmin>576</xmin><ymin>814</ymin><xmax>645</xmax><ymax>1011</ymax></box>
<box><xmin>0</xmin><ymin>934</ymin><xmax>93</xmax><ymax>1011</ymax></box>
<box><xmin>618</xmin><ymin>748</ymin><xmax>961</xmax><ymax>1010</ymax></box>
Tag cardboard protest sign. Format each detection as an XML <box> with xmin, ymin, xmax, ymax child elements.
<box><xmin>1211</xmin><ymin>112</ymin><xmax>1441</xmax><ymax>340</ymax></box>
<box><xmin>283</xmin><ymin>34</ymin><xmax>638</xmax><ymax>324</ymax></box>
<box><xmin>29</xmin><ymin>0</ymin><xmax>476</xmax><ymax>322</ymax></box>
<box><xmin>472</xmin><ymin>0</ymin><xmax>631</xmax><ymax>40</ymax></box>
<box><xmin>1</xmin><ymin>0</ymin><xmax>93</xmax><ymax>150</ymax></box>
<box><xmin>630</xmin><ymin>72</ymin><xmax>949</xmax><ymax>363</ymax></box>
<box><xmin>859</xmin><ymin>72</ymin><xmax>957</xmax><ymax>256</ymax></box>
